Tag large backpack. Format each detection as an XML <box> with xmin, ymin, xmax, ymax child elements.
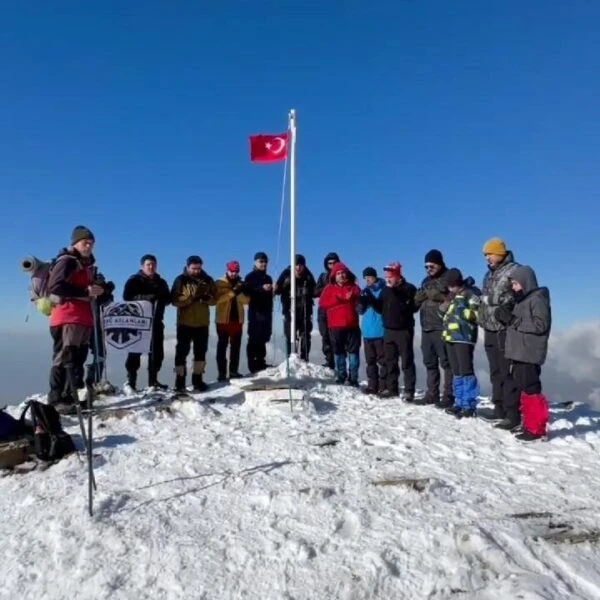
<box><xmin>21</xmin><ymin>255</ymin><xmax>68</xmax><ymax>316</ymax></box>
<box><xmin>20</xmin><ymin>400</ymin><xmax>76</xmax><ymax>461</ymax></box>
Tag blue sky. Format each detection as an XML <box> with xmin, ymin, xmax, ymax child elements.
<box><xmin>1</xmin><ymin>0</ymin><xmax>598</xmax><ymax>335</ymax></box>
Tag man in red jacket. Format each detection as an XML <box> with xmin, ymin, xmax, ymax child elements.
<box><xmin>318</xmin><ymin>263</ymin><xmax>361</xmax><ymax>386</ymax></box>
<box><xmin>47</xmin><ymin>226</ymin><xmax>105</xmax><ymax>413</ymax></box>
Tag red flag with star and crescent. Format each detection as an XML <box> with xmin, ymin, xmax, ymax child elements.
<box><xmin>249</xmin><ymin>133</ymin><xmax>289</xmax><ymax>164</ymax></box>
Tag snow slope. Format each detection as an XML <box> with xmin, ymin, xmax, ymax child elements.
<box><xmin>2</xmin><ymin>358</ymin><xmax>600</xmax><ymax>600</ymax></box>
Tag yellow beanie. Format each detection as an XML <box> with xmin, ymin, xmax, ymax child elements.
<box><xmin>483</xmin><ymin>238</ymin><xmax>507</xmax><ymax>256</ymax></box>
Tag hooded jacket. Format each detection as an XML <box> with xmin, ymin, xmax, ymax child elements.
<box><xmin>318</xmin><ymin>263</ymin><xmax>361</xmax><ymax>329</ymax></box>
<box><xmin>504</xmin><ymin>266</ymin><xmax>551</xmax><ymax>365</ymax></box>
<box><xmin>479</xmin><ymin>251</ymin><xmax>520</xmax><ymax>332</ymax></box>
<box><xmin>358</xmin><ymin>277</ymin><xmax>385</xmax><ymax>339</ymax></box>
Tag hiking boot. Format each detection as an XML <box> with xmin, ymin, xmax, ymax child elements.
<box><xmin>413</xmin><ymin>395</ymin><xmax>436</xmax><ymax>406</ymax></box>
<box><xmin>174</xmin><ymin>375</ymin><xmax>187</xmax><ymax>393</ymax></box>
<box><xmin>229</xmin><ymin>372</ymin><xmax>243</xmax><ymax>379</ymax></box>
<box><xmin>379</xmin><ymin>389</ymin><xmax>399</xmax><ymax>399</ymax></box>
<box><xmin>403</xmin><ymin>394</ymin><xmax>415</xmax><ymax>403</ymax></box>
<box><xmin>335</xmin><ymin>377</ymin><xmax>346</xmax><ymax>385</ymax></box>
<box><xmin>192</xmin><ymin>374</ymin><xmax>209</xmax><ymax>392</ymax></box>
<box><xmin>435</xmin><ymin>397</ymin><xmax>454</xmax><ymax>410</ymax></box>
<box><xmin>123</xmin><ymin>382</ymin><xmax>137</xmax><ymax>396</ymax></box>
<box><xmin>514</xmin><ymin>430</ymin><xmax>545</xmax><ymax>443</ymax></box>
<box><xmin>477</xmin><ymin>405</ymin><xmax>505</xmax><ymax>423</ymax></box>
<box><xmin>217</xmin><ymin>374</ymin><xmax>228</xmax><ymax>383</ymax></box>
<box><xmin>494</xmin><ymin>418</ymin><xmax>521</xmax><ymax>432</ymax></box>
<box><xmin>445</xmin><ymin>405</ymin><xmax>463</xmax><ymax>417</ymax></box>
<box><xmin>346</xmin><ymin>380</ymin><xmax>359</xmax><ymax>388</ymax></box>
<box><xmin>458</xmin><ymin>408</ymin><xmax>476</xmax><ymax>419</ymax></box>
<box><xmin>53</xmin><ymin>401</ymin><xmax>77</xmax><ymax>415</ymax></box>
<box><xmin>149</xmin><ymin>380</ymin><xmax>168</xmax><ymax>391</ymax></box>
<box><xmin>363</xmin><ymin>387</ymin><xmax>378</xmax><ymax>395</ymax></box>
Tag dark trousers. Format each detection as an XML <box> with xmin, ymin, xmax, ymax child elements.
<box><xmin>384</xmin><ymin>329</ymin><xmax>416</xmax><ymax>396</ymax></box>
<box><xmin>447</xmin><ymin>343</ymin><xmax>475</xmax><ymax>377</ymax></box>
<box><xmin>125</xmin><ymin>323</ymin><xmax>165</xmax><ymax>384</ymax></box>
<box><xmin>175</xmin><ymin>325</ymin><xmax>209</xmax><ymax>371</ymax></box>
<box><xmin>318</xmin><ymin>309</ymin><xmax>334</xmax><ymax>368</ymax></box>
<box><xmin>48</xmin><ymin>325</ymin><xmax>91</xmax><ymax>405</ymax></box>
<box><xmin>364</xmin><ymin>338</ymin><xmax>386</xmax><ymax>391</ymax></box>
<box><xmin>421</xmin><ymin>330</ymin><xmax>453</xmax><ymax>401</ymax></box>
<box><xmin>330</xmin><ymin>328</ymin><xmax>361</xmax><ymax>382</ymax></box>
<box><xmin>511</xmin><ymin>361</ymin><xmax>542</xmax><ymax>395</ymax></box>
<box><xmin>217</xmin><ymin>323</ymin><xmax>243</xmax><ymax>376</ymax></box>
<box><xmin>247</xmin><ymin>313</ymin><xmax>273</xmax><ymax>373</ymax></box>
<box><xmin>284</xmin><ymin>313</ymin><xmax>312</xmax><ymax>361</ymax></box>
<box><xmin>484</xmin><ymin>329</ymin><xmax>520</xmax><ymax>419</ymax></box>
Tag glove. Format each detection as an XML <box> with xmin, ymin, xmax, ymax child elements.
<box><xmin>414</xmin><ymin>289</ymin><xmax>427</xmax><ymax>303</ymax></box>
<box><xmin>464</xmin><ymin>276</ymin><xmax>475</xmax><ymax>288</ymax></box>
<box><xmin>232</xmin><ymin>282</ymin><xmax>244</xmax><ymax>295</ymax></box>
<box><xmin>135</xmin><ymin>294</ymin><xmax>155</xmax><ymax>302</ymax></box>
<box><xmin>495</xmin><ymin>305</ymin><xmax>514</xmax><ymax>326</ymax></box>
<box><xmin>359</xmin><ymin>292</ymin><xmax>373</xmax><ymax>307</ymax></box>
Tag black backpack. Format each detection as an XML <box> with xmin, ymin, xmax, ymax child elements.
<box><xmin>20</xmin><ymin>400</ymin><xmax>76</xmax><ymax>461</ymax></box>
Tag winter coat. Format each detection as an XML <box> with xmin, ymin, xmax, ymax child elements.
<box><xmin>123</xmin><ymin>271</ymin><xmax>171</xmax><ymax>324</ymax></box>
<box><xmin>358</xmin><ymin>278</ymin><xmax>385</xmax><ymax>339</ymax></box>
<box><xmin>48</xmin><ymin>248</ymin><xmax>95</xmax><ymax>328</ymax></box>
<box><xmin>215</xmin><ymin>276</ymin><xmax>250</xmax><ymax>325</ymax></box>
<box><xmin>171</xmin><ymin>269</ymin><xmax>217</xmax><ymax>328</ymax></box>
<box><xmin>373</xmin><ymin>279</ymin><xmax>417</xmax><ymax>331</ymax></box>
<box><xmin>479</xmin><ymin>251</ymin><xmax>520</xmax><ymax>332</ymax></box>
<box><xmin>504</xmin><ymin>266</ymin><xmax>551</xmax><ymax>365</ymax></box>
<box><xmin>274</xmin><ymin>266</ymin><xmax>317</xmax><ymax>319</ymax></box>
<box><xmin>441</xmin><ymin>287</ymin><xmax>481</xmax><ymax>345</ymax></box>
<box><xmin>243</xmin><ymin>269</ymin><xmax>274</xmax><ymax>318</ymax></box>
<box><xmin>318</xmin><ymin>263</ymin><xmax>361</xmax><ymax>330</ymax></box>
<box><xmin>414</xmin><ymin>267</ymin><xmax>450</xmax><ymax>332</ymax></box>
<box><xmin>314</xmin><ymin>253</ymin><xmax>356</xmax><ymax>324</ymax></box>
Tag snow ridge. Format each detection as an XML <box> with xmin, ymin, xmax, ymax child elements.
<box><xmin>2</xmin><ymin>357</ymin><xmax>600</xmax><ymax>600</ymax></box>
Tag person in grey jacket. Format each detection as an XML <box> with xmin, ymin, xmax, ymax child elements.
<box><xmin>413</xmin><ymin>249</ymin><xmax>454</xmax><ymax>408</ymax></box>
<box><xmin>477</xmin><ymin>238</ymin><xmax>520</xmax><ymax>424</ymax></box>
<box><xmin>495</xmin><ymin>265</ymin><xmax>551</xmax><ymax>442</ymax></box>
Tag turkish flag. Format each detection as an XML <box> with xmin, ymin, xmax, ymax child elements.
<box><xmin>249</xmin><ymin>133</ymin><xmax>289</xmax><ymax>164</ymax></box>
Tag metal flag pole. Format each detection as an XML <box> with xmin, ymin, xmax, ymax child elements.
<box><xmin>289</xmin><ymin>109</ymin><xmax>297</xmax><ymax>355</ymax></box>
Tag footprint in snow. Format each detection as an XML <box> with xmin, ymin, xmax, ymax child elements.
<box><xmin>333</xmin><ymin>509</ymin><xmax>361</xmax><ymax>540</ymax></box>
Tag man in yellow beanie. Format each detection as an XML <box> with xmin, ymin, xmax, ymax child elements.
<box><xmin>477</xmin><ymin>238</ymin><xmax>521</xmax><ymax>428</ymax></box>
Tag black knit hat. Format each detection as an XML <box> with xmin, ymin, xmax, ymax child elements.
<box><xmin>424</xmin><ymin>249</ymin><xmax>444</xmax><ymax>266</ymax></box>
<box><xmin>362</xmin><ymin>267</ymin><xmax>377</xmax><ymax>278</ymax></box>
<box><xmin>295</xmin><ymin>254</ymin><xmax>306</xmax><ymax>266</ymax></box>
<box><xmin>141</xmin><ymin>254</ymin><xmax>157</xmax><ymax>264</ymax></box>
<box><xmin>254</xmin><ymin>251</ymin><xmax>268</xmax><ymax>261</ymax></box>
<box><xmin>186</xmin><ymin>255</ymin><xmax>203</xmax><ymax>266</ymax></box>
<box><xmin>71</xmin><ymin>225</ymin><xmax>95</xmax><ymax>245</ymax></box>
<box><xmin>446</xmin><ymin>268</ymin><xmax>464</xmax><ymax>287</ymax></box>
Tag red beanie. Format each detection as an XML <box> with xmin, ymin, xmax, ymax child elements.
<box><xmin>226</xmin><ymin>261</ymin><xmax>240</xmax><ymax>273</ymax></box>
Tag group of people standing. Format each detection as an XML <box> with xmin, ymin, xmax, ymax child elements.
<box><xmin>43</xmin><ymin>226</ymin><xmax>552</xmax><ymax>443</ymax></box>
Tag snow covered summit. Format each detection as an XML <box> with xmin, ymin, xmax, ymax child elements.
<box><xmin>2</xmin><ymin>357</ymin><xmax>600</xmax><ymax>600</ymax></box>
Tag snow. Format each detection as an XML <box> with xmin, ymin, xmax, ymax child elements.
<box><xmin>3</xmin><ymin>357</ymin><xmax>600</xmax><ymax>600</ymax></box>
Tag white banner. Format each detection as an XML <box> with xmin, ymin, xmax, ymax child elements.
<box><xmin>102</xmin><ymin>301</ymin><xmax>154</xmax><ymax>356</ymax></box>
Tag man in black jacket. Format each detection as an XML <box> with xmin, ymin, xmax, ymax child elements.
<box><xmin>413</xmin><ymin>249</ymin><xmax>453</xmax><ymax>408</ymax></box>
<box><xmin>274</xmin><ymin>254</ymin><xmax>316</xmax><ymax>361</ymax></box>
<box><xmin>122</xmin><ymin>254</ymin><xmax>171</xmax><ymax>391</ymax></box>
<box><xmin>373</xmin><ymin>262</ymin><xmax>417</xmax><ymax>400</ymax></box>
<box><xmin>244</xmin><ymin>252</ymin><xmax>274</xmax><ymax>373</ymax></box>
<box><xmin>314</xmin><ymin>252</ymin><xmax>340</xmax><ymax>369</ymax></box>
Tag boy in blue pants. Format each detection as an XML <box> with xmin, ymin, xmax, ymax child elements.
<box><xmin>441</xmin><ymin>269</ymin><xmax>481</xmax><ymax>418</ymax></box>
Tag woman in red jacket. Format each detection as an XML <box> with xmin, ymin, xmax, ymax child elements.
<box><xmin>318</xmin><ymin>263</ymin><xmax>361</xmax><ymax>386</ymax></box>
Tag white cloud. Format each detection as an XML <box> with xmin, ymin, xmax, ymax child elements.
<box><xmin>1</xmin><ymin>321</ymin><xmax>600</xmax><ymax>409</ymax></box>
